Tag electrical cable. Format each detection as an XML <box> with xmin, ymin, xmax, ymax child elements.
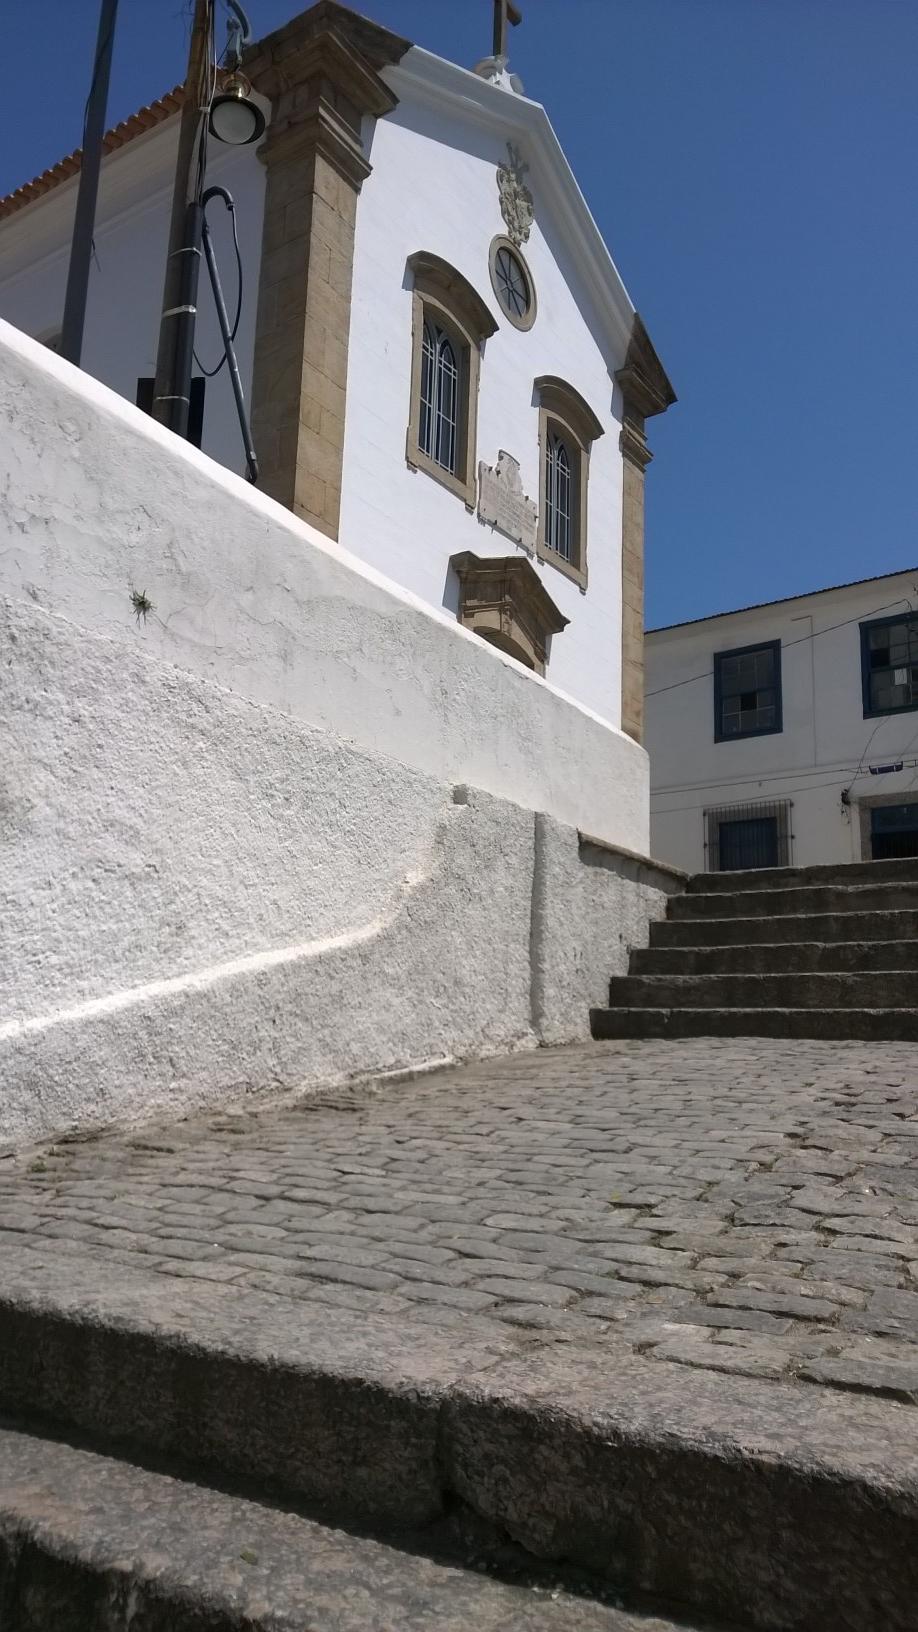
<box><xmin>647</xmin><ymin>595</ymin><xmax>916</xmax><ymax>700</ymax></box>
<box><xmin>192</xmin><ymin>0</ymin><xmax>218</xmax><ymax>208</ymax></box>
<box><xmin>193</xmin><ymin>189</ymin><xmax>242</xmax><ymax>375</ymax></box>
<box><xmin>653</xmin><ymin>773</ymin><xmax>857</xmax><ymax>817</ymax></box>
<box><xmin>652</xmin><ymin>758</ymin><xmax>912</xmax><ymax>798</ymax></box>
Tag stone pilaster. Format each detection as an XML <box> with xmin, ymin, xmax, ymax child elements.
<box><xmin>614</xmin><ymin>315</ymin><xmax>676</xmax><ymax>744</ymax></box>
<box><xmin>246</xmin><ymin>5</ymin><xmax>409</xmax><ymax>536</ymax></box>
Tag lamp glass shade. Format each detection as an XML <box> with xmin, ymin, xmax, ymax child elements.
<box><xmin>209</xmin><ymin>92</ymin><xmax>265</xmax><ymax>147</ymax></box>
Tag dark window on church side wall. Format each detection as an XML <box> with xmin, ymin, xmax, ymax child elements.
<box><xmin>860</xmin><ymin>612</ymin><xmax>918</xmax><ymax>717</ymax></box>
<box><xmin>405</xmin><ymin>252</ymin><xmax>497</xmax><ymax>510</ymax></box>
<box><xmin>534</xmin><ymin>377</ymin><xmax>602</xmax><ymax>593</ymax></box>
<box><xmin>544</xmin><ymin>426</ymin><xmax>575</xmax><ymax>562</ymax></box>
<box><xmin>713</xmin><ymin>640</ymin><xmax>782</xmax><ymax>741</ymax></box>
<box><xmin>419</xmin><ymin>319</ymin><xmax>462</xmax><ymax>476</ymax></box>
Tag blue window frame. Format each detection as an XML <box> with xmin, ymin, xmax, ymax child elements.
<box><xmin>860</xmin><ymin>612</ymin><xmax>918</xmax><ymax>718</ymax></box>
<box><xmin>713</xmin><ymin>640</ymin><xmax>782</xmax><ymax>742</ymax></box>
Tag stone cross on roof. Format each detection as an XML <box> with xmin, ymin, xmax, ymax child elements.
<box><xmin>493</xmin><ymin>0</ymin><xmax>522</xmax><ymax>60</ymax></box>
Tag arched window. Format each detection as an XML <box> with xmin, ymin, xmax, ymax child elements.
<box><xmin>545</xmin><ymin>430</ymin><xmax>572</xmax><ymax>561</ymax></box>
<box><xmin>535</xmin><ymin>376</ymin><xmax>604</xmax><ymax>591</ymax></box>
<box><xmin>420</xmin><ymin>321</ymin><xmax>459</xmax><ymax>475</ymax></box>
<box><xmin>407</xmin><ymin>252</ymin><xmax>498</xmax><ymax>508</ymax></box>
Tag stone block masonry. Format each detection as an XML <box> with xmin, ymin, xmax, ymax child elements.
<box><xmin>2</xmin><ymin>1036</ymin><xmax>918</xmax><ymax>1628</ymax></box>
<box><xmin>247</xmin><ymin>12</ymin><xmax>405</xmax><ymax>535</ymax></box>
<box><xmin>0</xmin><ymin>321</ymin><xmax>664</xmax><ymax>1146</ymax></box>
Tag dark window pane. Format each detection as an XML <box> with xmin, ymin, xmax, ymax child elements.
<box><xmin>715</xmin><ymin>643</ymin><xmax>781</xmax><ymax>737</ymax></box>
<box><xmin>718</xmin><ymin>817</ymin><xmax>779</xmax><ymax>871</ymax></box>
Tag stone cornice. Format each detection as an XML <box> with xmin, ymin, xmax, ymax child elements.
<box><xmin>619</xmin><ymin>417</ymin><xmax>653</xmax><ymax>472</ymax></box>
<box><xmin>615</xmin><ymin>312</ymin><xmax>676</xmax><ymax>422</ymax></box>
<box><xmin>247</xmin><ymin>1</ymin><xmax>411</xmax><ymax>80</ymax></box>
<box><xmin>451</xmin><ymin>552</ymin><xmax>569</xmax><ymax>677</ymax></box>
<box><xmin>248</xmin><ymin>27</ymin><xmax>400</xmax><ymax>120</ymax></box>
<box><xmin>251</xmin><ymin>24</ymin><xmax>402</xmax><ymax>192</ymax></box>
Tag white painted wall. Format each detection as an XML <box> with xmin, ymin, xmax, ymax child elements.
<box><xmin>342</xmin><ymin>59</ymin><xmax>628</xmax><ymax>726</ymax></box>
<box><xmin>0</xmin><ymin>44</ymin><xmax>639</xmax><ymax>730</ymax></box>
<box><xmin>0</xmin><ymin>121</ymin><xmax>265</xmax><ymax>481</ymax></box>
<box><xmin>0</xmin><ymin>323</ymin><xmax>664</xmax><ymax>1147</ymax></box>
<box><xmin>646</xmin><ymin>570</ymin><xmax>918</xmax><ymax>873</ymax></box>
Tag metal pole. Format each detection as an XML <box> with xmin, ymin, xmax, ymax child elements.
<box><xmin>152</xmin><ymin>0</ymin><xmax>212</xmax><ymax>436</ymax></box>
<box><xmin>60</xmin><ymin>0</ymin><xmax>119</xmax><ymax>366</ymax></box>
<box><xmin>201</xmin><ymin>188</ymin><xmax>259</xmax><ymax>483</ymax></box>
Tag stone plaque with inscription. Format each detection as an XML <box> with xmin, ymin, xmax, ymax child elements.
<box><xmin>477</xmin><ymin>451</ymin><xmax>538</xmax><ymax>552</ymax></box>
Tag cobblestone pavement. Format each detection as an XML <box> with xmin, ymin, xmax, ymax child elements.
<box><xmin>4</xmin><ymin>1039</ymin><xmax>918</xmax><ymax>1401</ymax></box>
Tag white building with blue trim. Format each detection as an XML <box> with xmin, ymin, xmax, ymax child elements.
<box><xmin>646</xmin><ymin>567</ymin><xmax>918</xmax><ymax>873</ymax></box>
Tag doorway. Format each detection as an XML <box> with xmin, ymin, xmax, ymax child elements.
<box><xmin>870</xmin><ymin>802</ymin><xmax>918</xmax><ymax>860</ymax></box>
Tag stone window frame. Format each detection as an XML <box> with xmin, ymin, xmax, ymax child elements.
<box><xmin>450</xmin><ymin>550</ymin><xmax>568</xmax><ymax>677</ymax></box>
<box><xmin>406</xmin><ymin>251</ymin><xmax>498</xmax><ymax>510</ymax></box>
<box><xmin>534</xmin><ymin>376</ymin><xmax>604</xmax><ymax>592</ymax></box>
<box><xmin>488</xmin><ymin>235</ymin><xmax>537</xmax><ymax>332</ymax></box>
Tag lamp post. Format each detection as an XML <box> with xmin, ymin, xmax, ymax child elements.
<box><xmin>60</xmin><ymin>0</ymin><xmax>119</xmax><ymax>366</ymax></box>
<box><xmin>151</xmin><ymin>0</ymin><xmax>264</xmax><ymax>440</ymax></box>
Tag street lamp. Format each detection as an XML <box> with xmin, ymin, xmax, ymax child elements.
<box><xmin>152</xmin><ymin>0</ymin><xmax>263</xmax><ymax>444</ymax></box>
<box><xmin>209</xmin><ymin>73</ymin><xmax>265</xmax><ymax>147</ymax></box>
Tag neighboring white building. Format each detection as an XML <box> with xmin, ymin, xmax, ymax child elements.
<box><xmin>0</xmin><ymin>0</ymin><xmax>674</xmax><ymax>735</ymax></box>
<box><xmin>646</xmin><ymin>567</ymin><xmax>918</xmax><ymax>874</ymax></box>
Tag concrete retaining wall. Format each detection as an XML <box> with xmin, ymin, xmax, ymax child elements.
<box><xmin>0</xmin><ymin>322</ymin><xmax>674</xmax><ymax>1147</ymax></box>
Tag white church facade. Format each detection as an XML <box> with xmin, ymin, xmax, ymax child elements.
<box><xmin>0</xmin><ymin>1</ymin><xmax>681</xmax><ymax>1147</ymax></box>
<box><xmin>0</xmin><ymin>0</ymin><xmax>673</xmax><ymax>739</ymax></box>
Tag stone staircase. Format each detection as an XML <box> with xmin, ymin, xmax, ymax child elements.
<box><xmin>2</xmin><ymin>1243</ymin><xmax>914</xmax><ymax>1631</ymax></box>
<box><xmin>592</xmin><ymin>857</ymin><xmax>918</xmax><ymax>1041</ymax></box>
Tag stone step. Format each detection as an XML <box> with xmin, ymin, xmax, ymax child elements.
<box><xmin>590</xmin><ymin>1005</ymin><xmax>918</xmax><ymax>1042</ymax></box>
<box><xmin>651</xmin><ymin>908</ymin><xmax>918</xmax><ymax>946</ymax></box>
<box><xmin>685</xmin><ymin>857</ymin><xmax>918</xmax><ymax>893</ymax></box>
<box><xmin>671</xmin><ymin>881</ymin><xmax>918</xmax><ymax>919</ymax></box>
<box><xmin>632</xmin><ymin>939</ymin><xmax>918</xmax><ymax>976</ymax></box>
<box><xmin>1</xmin><ymin>1243</ymin><xmax>916</xmax><ymax>1631</ymax></box>
<box><xmin>0</xmin><ymin>1425</ymin><xmax>676</xmax><ymax>1632</ymax></box>
<box><xmin>607</xmin><ymin>971</ymin><xmax>918</xmax><ymax>1010</ymax></box>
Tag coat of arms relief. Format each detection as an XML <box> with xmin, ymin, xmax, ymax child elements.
<box><xmin>497</xmin><ymin>143</ymin><xmax>534</xmax><ymax>247</ymax></box>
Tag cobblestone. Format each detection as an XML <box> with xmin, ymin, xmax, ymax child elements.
<box><xmin>3</xmin><ymin>1038</ymin><xmax>918</xmax><ymax>1401</ymax></box>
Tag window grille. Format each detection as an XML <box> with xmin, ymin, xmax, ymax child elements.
<box><xmin>544</xmin><ymin>429</ymin><xmax>572</xmax><ymax>561</ymax></box>
<box><xmin>860</xmin><ymin>613</ymin><xmax>918</xmax><ymax>717</ymax></box>
<box><xmin>419</xmin><ymin>320</ymin><xmax>459</xmax><ymax>475</ymax></box>
<box><xmin>714</xmin><ymin>640</ymin><xmax>782</xmax><ymax>741</ymax></box>
<box><xmin>704</xmin><ymin>799</ymin><xmax>793</xmax><ymax>872</ymax></box>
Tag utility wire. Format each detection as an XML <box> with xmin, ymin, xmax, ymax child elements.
<box><xmin>654</xmin><ymin>773</ymin><xmax>857</xmax><ymax>817</ymax></box>
<box><xmin>652</xmin><ymin>757</ymin><xmax>918</xmax><ymax>799</ymax></box>
<box><xmin>647</xmin><ymin>596</ymin><xmax>915</xmax><ymax>700</ymax></box>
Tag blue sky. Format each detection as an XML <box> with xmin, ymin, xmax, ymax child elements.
<box><xmin>3</xmin><ymin>1</ymin><xmax>916</xmax><ymax>627</ymax></box>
